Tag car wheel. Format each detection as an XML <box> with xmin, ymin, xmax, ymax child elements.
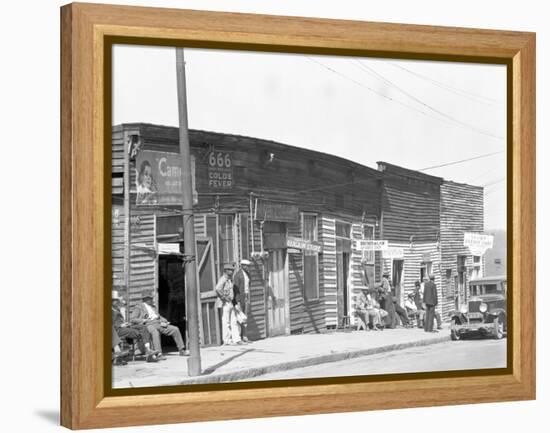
<box><xmin>451</xmin><ymin>328</ymin><xmax>461</xmax><ymax>341</ymax></box>
<box><xmin>450</xmin><ymin>319</ymin><xmax>461</xmax><ymax>341</ymax></box>
<box><xmin>493</xmin><ymin>315</ymin><xmax>505</xmax><ymax>340</ymax></box>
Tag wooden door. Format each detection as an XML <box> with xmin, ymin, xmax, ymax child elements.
<box><xmin>266</xmin><ymin>249</ymin><xmax>289</xmax><ymax>337</ymax></box>
<box><xmin>196</xmin><ymin>237</ymin><xmax>221</xmax><ymax>346</ymax></box>
<box><xmin>392</xmin><ymin>259</ymin><xmax>404</xmax><ymax>303</ymax></box>
<box><xmin>336</xmin><ymin>252</ymin><xmax>350</xmax><ymax>325</ymax></box>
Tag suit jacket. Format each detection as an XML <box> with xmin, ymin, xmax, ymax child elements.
<box><xmin>112</xmin><ymin>307</ymin><xmax>125</xmax><ymax>329</ymax></box>
<box><xmin>130</xmin><ymin>302</ymin><xmax>167</xmax><ymax>325</ymax></box>
<box><xmin>423</xmin><ymin>281</ymin><xmax>438</xmax><ymax>306</ymax></box>
<box><xmin>232</xmin><ymin>268</ymin><xmax>250</xmax><ymax>306</ymax></box>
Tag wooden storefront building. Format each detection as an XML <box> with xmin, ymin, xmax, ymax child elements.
<box><xmin>111</xmin><ymin>123</ymin><xmax>383</xmax><ymax>346</ymax></box>
<box><xmin>376</xmin><ymin>162</ymin><xmax>486</xmax><ymax>319</ymax></box>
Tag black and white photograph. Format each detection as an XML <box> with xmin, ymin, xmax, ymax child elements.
<box><xmin>110</xmin><ymin>45</ymin><xmax>507</xmax><ymax>389</ymax></box>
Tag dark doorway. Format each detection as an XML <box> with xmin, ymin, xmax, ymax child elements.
<box><xmin>158</xmin><ymin>254</ymin><xmax>187</xmax><ymax>351</ymax></box>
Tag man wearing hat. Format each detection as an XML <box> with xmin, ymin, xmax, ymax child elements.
<box><xmin>377</xmin><ymin>271</ymin><xmax>397</xmax><ymax>328</ymax></box>
<box><xmin>112</xmin><ymin>291</ymin><xmax>158</xmax><ymax>362</ymax></box>
<box><xmin>423</xmin><ymin>274</ymin><xmax>438</xmax><ymax>332</ymax></box>
<box><xmin>216</xmin><ymin>263</ymin><xmax>241</xmax><ymax>345</ymax></box>
<box><xmin>405</xmin><ymin>292</ymin><xmax>421</xmax><ymax>328</ymax></box>
<box><xmin>130</xmin><ymin>291</ymin><xmax>188</xmax><ymax>358</ymax></box>
<box><xmin>233</xmin><ymin>259</ymin><xmax>252</xmax><ymax>343</ymax></box>
<box><xmin>356</xmin><ymin>287</ymin><xmax>382</xmax><ymax>330</ymax></box>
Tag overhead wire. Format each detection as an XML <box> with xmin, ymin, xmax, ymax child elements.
<box><xmin>352</xmin><ymin>59</ymin><xmax>504</xmax><ymax>140</ymax></box>
<box><xmin>389</xmin><ymin>63</ymin><xmax>503</xmax><ymax>106</ymax></box>
<box><xmin>306</xmin><ymin>57</ymin><xmax>502</xmax><ymax>141</ymax></box>
<box><xmin>418</xmin><ymin>150</ymin><xmax>504</xmax><ymax>171</ymax></box>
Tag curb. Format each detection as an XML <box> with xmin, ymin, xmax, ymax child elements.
<box><xmin>173</xmin><ymin>333</ymin><xmax>450</xmax><ymax>385</ymax></box>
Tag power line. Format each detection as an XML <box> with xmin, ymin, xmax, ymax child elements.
<box><xmin>419</xmin><ymin>150</ymin><xmax>504</xmax><ymax>171</ymax></box>
<box><xmin>483</xmin><ymin>177</ymin><xmax>506</xmax><ymax>188</ymax></box>
<box><xmin>307</xmin><ymin>57</ymin><xmax>502</xmax><ymax>141</ymax></box>
<box><xmin>389</xmin><ymin>63</ymin><xmax>503</xmax><ymax>106</ymax></box>
<box><xmin>352</xmin><ymin>59</ymin><xmax>504</xmax><ymax>140</ymax></box>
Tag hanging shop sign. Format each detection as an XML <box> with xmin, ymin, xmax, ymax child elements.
<box><xmin>135</xmin><ymin>150</ymin><xmax>197</xmax><ymax>206</ymax></box>
<box><xmin>464</xmin><ymin>232</ymin><xmax>494</xmax><ymax>256</ymax></box>
<box><xmin>207</xmin><ymin>151</ymin><xmax>233</xmax><ymax>190</ymax></box>
<box><xmin>287</xmin><ymin>236</ymin><xmax>323</xmax><ymax>253</ymax></box>
<box><xmin>382</xmin><ymin>247</ymin><xmax>404</xmax><ymax>259</ymax></box>
<box><xmin>157</xmin><ymin>243</ymin><xmax>182</xmax><ymax>255</ymax></box>
<box><xmin>254</xmin><ymin>199</ymin><xmax>300</xmax><ymax>223</ymax></box>
<box><xmin>355</xmin><ymin>239</ymin><xmax>388</xmax><ymax>251</ymax></box>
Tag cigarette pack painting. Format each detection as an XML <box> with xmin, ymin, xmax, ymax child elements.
<box><xmin>110</xmin><ymin>45</ymin><xmax>507</xmax><ymax>389</ymax></box>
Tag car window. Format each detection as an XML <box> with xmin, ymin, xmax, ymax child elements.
<box><xmin>484</xmin><ymin>284</ymin><xmax>498</xmax><ymax>294</ymax></box>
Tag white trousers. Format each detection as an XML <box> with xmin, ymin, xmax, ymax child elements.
<box><xmin>221</xmin><ymin>303</ymin><xmax>241</xmax><ymax>344</ymax></box>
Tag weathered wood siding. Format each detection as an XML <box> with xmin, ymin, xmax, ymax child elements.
<box><xmin>320</xmin><ymin>217</ymin><xmax>337</xmax><ymax>328</ymax></box>
<box><xmin>440</xmin><ymin>181</ymin><xmax>485</xmax><ymax>318</ymax></box>
<box><xmin>247</xmin><ymin>220</ymin><xmax>266</xmax><ymax>340</ymax></box>
<box><xmin>111</xmin><ymin>204</ymin><xmax>126</xmax><ymax>291</ymax></box>
<box><xmin>378</xmin><ymin>162</ymin><xmax>442</xmax><ymax>244</ymax></box>
<box><xmin>381</xmin><ymin>241</ymin><xmax>442</xmax><ymax>316</ymax></box>
<box><xmin>128</xmin><ymin>213</ymin><xmax>157</xmax><ymax>311</ymax></box>
<box><xmin>285</xmin><ymin>215</ymin><xmax>327</xmax><ymax>334</ymax></box>
<box><xmin>111</xmin><ymin>125</ymin><xmax>125</xmax><ymax>196</ymax></box>
<box><xmin>349</xmin><ymin>223</ymin><xmax>366</xmax><ymax>326</ymax></box>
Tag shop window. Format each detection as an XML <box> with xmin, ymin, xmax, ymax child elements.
<box><xmin>362</xmin><ymin>224</ymin><xmax>375</xmax><ymax>265</ymax></box>
<box><xmin>219</xmin><ymin>215</ymin><xmax>236</xmax><ymax>274</ymax></box>
<box><xmin>303</xmin><ymin>214</ymin><xmax>319</xmax><ymax>300</ymax></box>
<box><xmin>445</xmin><ymin>268</ymin><xmax>454</xmax><ymax>298</ymax></box>
<box><xmin>206</xmin><ymin>214</ymin><xmax>237</xmax><ymax>278</ymax></box>
<box><xmin>335</xmin><ymin>221</ymin><xmax>351</xmax><ymax>238</ymax></box>
<box><xmin>420</xmin><ymin>262</ymin><xmax>432</xmax><ymax>282</ymax></box>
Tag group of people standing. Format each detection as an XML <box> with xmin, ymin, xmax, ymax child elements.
<box><xmin>215</xmin><ymin>259</ymin><xmax>252</xmax><ymax>345</ymax></box>
<box><xmin>356</xmin><ymin>272</ymin><xmax>442</xmax><ymax>333</ymax></box>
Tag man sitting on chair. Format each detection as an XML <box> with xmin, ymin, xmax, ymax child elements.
<box><xmin>130</xmin><ymin>290</ymin><xmax>188</xmax><ymax>360</ymax></box>
<box><xmin>112</xmin><ymin>291</ymin><xmax>158</xmax><ymax>363</ymax></box>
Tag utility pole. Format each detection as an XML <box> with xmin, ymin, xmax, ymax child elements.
<box><xmin>176</xmin><ymin>48</ymin><xmax>201</xmax><ymax>376</ymax></box>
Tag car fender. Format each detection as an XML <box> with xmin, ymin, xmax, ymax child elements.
<box><xmin>487</xmin><ymin>308</ymin><xmax>506</xmax><ymax>318</ymax></box>
<box><xmin>449</xmin><ymin>311</ymin><xmax>466</xmax><ymax>324</ymax></box>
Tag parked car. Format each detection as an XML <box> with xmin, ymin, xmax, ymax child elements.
<box><xmin>450</xmin><ymin>276</ymin><xmax>507</xmax><ymax>340</ymax></box>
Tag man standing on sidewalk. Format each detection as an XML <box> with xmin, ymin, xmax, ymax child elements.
<box><xmin>216</xmin><ymin>263</ymin><xmax>241</xmax><ymax>345</ymax></box>
<box><xmin>423</xmin><ymin>275</ymin><xmax>438</xmax><ymax>333</ymax></box>
<box><xmin>233</xmin><ymin>259</ymin><xmax>251</xmax><ymax>343</ymax></box>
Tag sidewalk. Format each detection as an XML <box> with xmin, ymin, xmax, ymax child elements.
<box><xmin>113</xmin><ymin>326</ymin><xmax>450</xmax><ymax>388</ymax></box>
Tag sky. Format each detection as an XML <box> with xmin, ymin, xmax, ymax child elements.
<box><xmin>113</xmin><ymin>45</ymin><xmax>507</xmax><ymax>230</ymax></box>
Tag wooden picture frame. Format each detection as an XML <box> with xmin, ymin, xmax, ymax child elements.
<box><xmin>61</xmin><ymin>2</ymin><xmax>535</xmax><ymax>429</ymax></box>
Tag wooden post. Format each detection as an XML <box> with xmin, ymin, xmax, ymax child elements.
<box><xmin>176</xmin><ymin>48</ymin><xmax>201</xmax><ymax>376</ymax></box>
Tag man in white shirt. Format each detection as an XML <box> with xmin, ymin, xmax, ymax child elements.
<box><xmin>216</xmin><ymin>263</ymin><xmax>241</xmax><ymax>345</ymax></box>
<box><xmin>130</xmin><ymin>291</ymin><xmax>188</xmax><ymax>359</ymax></box>
<box><xmin>233</xmin><ymin>259</ymin><xmax>252</xmax><ymax>343</ymax></box>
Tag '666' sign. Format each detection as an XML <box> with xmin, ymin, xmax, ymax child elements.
<box><xmin>208</xmin><ymin>151</ymin><xmax>233</xmax><ymax>189</ymax></box>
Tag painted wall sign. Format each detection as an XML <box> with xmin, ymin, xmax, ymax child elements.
<box><xmin>135</xmin><ymin>150</ymin><xmax>197</xmax><ymax>206</ymax></box>
<box><xmin>255</xmin><ymin>199</ymin><xmax>300</xmax><ymax>223</ymax></box>
<box><xmin>207</xmin><ymin>151</ymin><xmax>233</xmax><ymax>189</ymax></box>
<box><xmin>355</xmin><ymin>239</ymin><xmax>388</xmax><ymax>251</ymax></box>
<box><xmin>464</xmin><ymin>232</ymin><xmax>494</xmax><ymax>255</ymax></box>
<box><xmin>287</xmin><ymin>236</ymin><xmax>323</xmax><ymax>253</ymax></box>
<box><xmin>382</xmin><ymin>247</ymin><xmax>405</xmax><ymax>259</ymax></box>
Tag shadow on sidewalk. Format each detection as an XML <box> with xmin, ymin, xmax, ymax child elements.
<box><xmin>202</xmin><ymin>348</ymin><xmax>255</xmax><ymax>375</ymax></box>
